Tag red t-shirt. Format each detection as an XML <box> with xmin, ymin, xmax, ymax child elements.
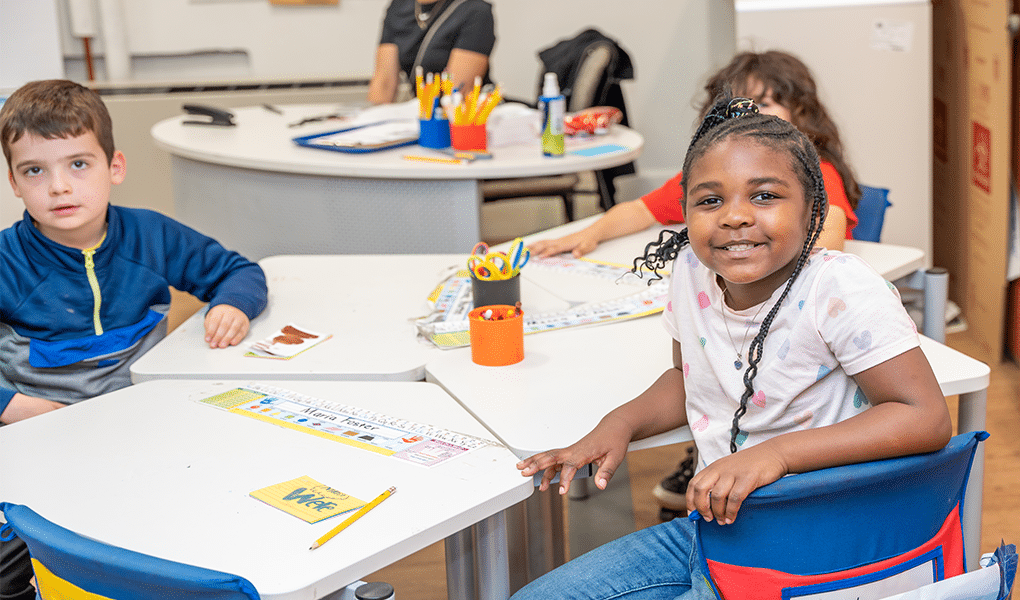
<box><xmin>639</xmin><ymin>161</ymin><xmax>859</xmax><ymax>239</ymax></box>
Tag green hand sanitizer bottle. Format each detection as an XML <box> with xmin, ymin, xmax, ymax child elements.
<box><xmin>539</xmin><ymin>72</ymin><xmax>565</xmax><ymax>157</ymax></box>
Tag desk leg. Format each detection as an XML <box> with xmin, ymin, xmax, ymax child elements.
<box><xmin>475</xmin><ymin>510</ymin><xmax>510</xmax><ymax>600</ymax></box>
<box><xmin>922</xmin><ymin>268</ymin><xmax>948</xmax><ymax>343</ymax></box>
<box><xmin>446</xmin><ymin>527</ymin><xmax>476</xmax><ymax>600</ymax></box>
<box><xmin>525</xmin><ymin>488</ymin><xmax>566</xmax><ymax>580</ymax></box>
<box><xmin>958</xmin><ymin>388</ymin><xmax>988</xmax><ymax>572</ymax></box>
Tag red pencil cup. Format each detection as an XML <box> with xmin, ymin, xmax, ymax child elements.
<box><xmin>468</xmin><ymin>305</ymin><xmax>524</xmax><ymax>367</ymax></box>
<box><xmin>450</xmin><ymin>123</ymin><xmax>487</xmax><ymax>152</ymax></box>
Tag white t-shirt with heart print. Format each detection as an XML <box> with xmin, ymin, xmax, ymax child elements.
<box><xmin>662</xmin><ymin>246</ymin><xmax>919</xmax><ymax>471</ymax></box>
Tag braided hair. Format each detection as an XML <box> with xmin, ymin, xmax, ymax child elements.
<box><xmin>632</xmin><ymin>95</ymin><xmax>828</xmax><ymax>453</ymax></box>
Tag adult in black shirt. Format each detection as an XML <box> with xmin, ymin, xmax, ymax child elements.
<box><xmin>368</xmin><ymin>0</ymin><xmax>496</xmax><ymax>104</ymax></box>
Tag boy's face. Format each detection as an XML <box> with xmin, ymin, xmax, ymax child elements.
<box><xmin>7</xmin><ymin>131</ymin><xmax>125</xmax><ymax>249</ymax></box>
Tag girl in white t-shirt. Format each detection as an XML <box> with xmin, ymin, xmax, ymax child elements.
<box><xmin>511</xmin><ymin>96</ymin><xmax>951</xmax><ymax>600</ymax></box>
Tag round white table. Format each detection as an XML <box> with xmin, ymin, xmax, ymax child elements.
<box><xmin>151</xmin><ymin>103</ymin><xmax>644</xmax><ymax>260</ymax></box>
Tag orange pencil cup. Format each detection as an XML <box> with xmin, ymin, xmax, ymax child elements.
<box><xmin>468</xmin><ymin>305</ymin><xmax>524</xmax><ymax>367</ymax></box>
<box><xmin>450</xmin><ymin>123</ymin><xmax>487</xmax><ymax>152</ymax></box>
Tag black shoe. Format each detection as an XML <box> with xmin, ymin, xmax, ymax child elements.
<box><xmin>652</xmin><ymin>445</ymin><xmax>695</xmax><ymax>511</ymax></box>
<box><xmin>658</xmin><ymin>506</ymin><xmax>686</xmax><ymax>521</ymax></box>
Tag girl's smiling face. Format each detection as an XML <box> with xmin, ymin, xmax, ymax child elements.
<box><xmin>684</xmin><ymin>136</ymin><xmax>811</xmax><ymax>310</ymax></box>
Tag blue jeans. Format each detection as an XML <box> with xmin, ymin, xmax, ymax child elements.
<box><xmin>509</xmin><ymin>517</ymin><xmax>715</xmax><ymax>600</ymax></box>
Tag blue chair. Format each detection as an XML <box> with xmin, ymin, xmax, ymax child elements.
<box><xmin>692</xmin><ymin>431</ymin><xmax>987</xmax><ymax>600</ymax></box>
<box><xmin>0</xmin><ymin>502</ymin><xmax>260</xmax><ymax>599</ymax></box>
<box><xmin>853</xmin><ymin>184</ymin><xmax>892</xmax><ymax>242</ymax></box>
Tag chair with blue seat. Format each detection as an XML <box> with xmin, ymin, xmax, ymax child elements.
<box><xmin>853</xmin><ymin>184</ymin><xmax>892</xmax><ymax>242</ymax></box>
<box><xmin>0</xmin><ymin>501</ymin><xmax>260</xmax><ymax>600</ymax></box>
<box><xmin>691</xmin><ymin>431</ymin><xmax>988</xmax><ymax>600</ymax></box>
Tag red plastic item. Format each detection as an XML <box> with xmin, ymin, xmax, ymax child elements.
<box><xmin>563</xmin><ymin>106</ymin><xmax>623</xmax><ymax>136</ymax></box>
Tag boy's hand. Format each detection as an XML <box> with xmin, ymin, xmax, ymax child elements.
<box><xmin>204</xmin><ymin>305</ymin><xmax>251</xmax><ymax>348</ymax></box>
<box><xmin>686</xmin><ymin>443</ymin><xmax>788</xmax><ymax>525</ymax></box>
<box><xmin>0</xmin><ymin>393</ymin><xmax>65</xmax><ymax>424</ymax></box>
<box><xmin>516</xmin><ymin>414</ymin><xmax>633</xmax><ymax>494</ymax></box>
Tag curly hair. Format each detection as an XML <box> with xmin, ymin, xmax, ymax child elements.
<box><xmin>700</xmin><ymin>51</ymin><xmax>860</xmax><ymax>209</ymax></box>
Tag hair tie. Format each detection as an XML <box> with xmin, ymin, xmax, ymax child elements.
<box><xmin>724</xmin><ymin>97</ymin><xmax>758</xmax><ymax>119</ymax></box>
<box><xmin>688</xmin><ymin>95</ymin><xmax>761</xmax><ymax>152</ymax></box>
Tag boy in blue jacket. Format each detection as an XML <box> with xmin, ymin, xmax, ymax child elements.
<box><xmin>0</xmin><ymin>79</ymin><xmax>268</xmax><ymax>597</ymax></box>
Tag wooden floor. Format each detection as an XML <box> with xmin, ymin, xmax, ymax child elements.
<box><xmin>362</xmin><ymin>333</ymin><xmax>1020</xmax><ymax>599</ymax></box>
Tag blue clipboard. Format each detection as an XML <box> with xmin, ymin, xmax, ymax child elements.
<box><xmin>293</xmin><ymin>119</ymin><xmax>420</xmax><ymax>154</ymax></box>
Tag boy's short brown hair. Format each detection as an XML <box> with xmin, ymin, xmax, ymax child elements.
<box><xmin>0</xmin><ymin>80</ymin><xmax>115</xmax><ymax>169</ymax></box>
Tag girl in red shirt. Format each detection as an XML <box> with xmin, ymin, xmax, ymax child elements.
<box><xmin>531</xmin><ymin>51</ymin><xmax>860</xmax><ymax>258</ymax></box>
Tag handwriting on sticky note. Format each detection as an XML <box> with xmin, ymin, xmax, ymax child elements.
<box><xmin>250</xmin><ymin>476</ymin><xmax>365</xmax><ymax>523</ymax></box>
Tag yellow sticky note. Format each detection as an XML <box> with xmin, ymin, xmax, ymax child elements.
<box><xmin>250</xmin><ymin>476</ymin><xmax>364</xmax><ymax>523</ymax></box>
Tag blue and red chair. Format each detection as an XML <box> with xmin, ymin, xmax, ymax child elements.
<box><xmin>691</xmin><ymin>431</ymin><xmax>988</xmax><ymax>600</ymax></box>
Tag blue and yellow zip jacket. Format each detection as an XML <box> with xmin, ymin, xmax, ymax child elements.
<box><xmin>0</xmin><ymin>206</ymin><xmax>267</xmax><ymax>415</ymax></box>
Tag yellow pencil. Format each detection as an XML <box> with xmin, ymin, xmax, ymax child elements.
<box><xmin>403</xmin><ymin>154</ymin><xmax>464</xmax><ymax>165</ymax></box>
<box><xmin>467</xmin><ymin>76</ymin><xmax>482</xmax><ymax>122</ymax></box>
<box><xmin>310</xmin><ymin>486</ymin><xmax>396</xmax><ymax>550</ymax></box>
<box><xmin>415</xmin><ymin>67</ymin><xmax>426</xmax><ymax>118</ymax></box>
<box><xmin>473</xmin><ymin>85</ymin><xmax>501</xmax><ymax>125</ymax></box>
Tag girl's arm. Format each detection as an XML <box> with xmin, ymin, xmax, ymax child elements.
<box><xmin>815</xmin><ymin>205</ymin><xmax>848</xmax><ymax>251</ymax></box>
<box><xmin>517</xmin><ymin>339</ymin><xmax>689</xmax><ymax>492</ymax></box>
<box><xmin>687</xmin><ymin>346</ymin><xmax>950</xmax><ymax>525</ymax></box>
<box><xmin>368</xmin><ymin>44</ymin><xmax>401</xmax><ymax>105</ymax></box>
<box><xmin>529</xmin><ymin>200</ymin><xmax>659</xmax><ymax>258</ymax></box>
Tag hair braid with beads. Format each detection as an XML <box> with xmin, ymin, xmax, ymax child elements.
<box><xmin>632</xmin><ymin>95</ymin><xmax>827</xmax><ymax>453</ymax></box>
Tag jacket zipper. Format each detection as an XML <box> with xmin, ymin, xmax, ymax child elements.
<box><xmin>82</xmin><ymin>235</ymin><xmax>106</xmax><ymax>336</ymax></box>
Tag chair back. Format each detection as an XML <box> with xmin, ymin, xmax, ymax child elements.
<box><xmin>693</xmin><ymin>431</ymin><xmax>987</xmax><ymax>600</ymax></box>
<box><xmin>853</xmin><ymin>184</ymin><xmax>892</xmax><ymax>242</ymax></box>
<box><xmin>0</xmin><ymin>502</ymin><xmax>260</xmax><ymax>600</ymax></box>
<box><xmin>535</xmin><ymin>28</ymin><xmax>636</xmax><ymax>211</ymax></box>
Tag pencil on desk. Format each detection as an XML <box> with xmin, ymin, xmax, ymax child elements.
<box><xmin>310</xmin><ymin>486</ymin><xmax>396</xmax><ymax>550</ymax></box>
<box><xmin>403</xmin><ymin>154</ymin><xmax>465</xmax><ymax>165</ymax></box>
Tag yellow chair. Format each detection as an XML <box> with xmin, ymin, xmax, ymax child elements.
<box><xmin>0</xmin><ymin>502</ymin><xmax>259</xmax><ymax>599</ymax></box>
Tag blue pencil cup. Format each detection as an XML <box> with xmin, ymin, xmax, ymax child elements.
<box><xmin>419</xmin><ymin>118</ymin><xmax>451</xmax><ymax>149</ymax></box>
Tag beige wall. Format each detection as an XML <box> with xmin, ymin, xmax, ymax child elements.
<box><xmin>736</xmin><ymin>0</ymin><xmax>933</xmax><ymax>258</ymax></box>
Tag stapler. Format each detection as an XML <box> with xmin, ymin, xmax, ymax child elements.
<box><xmin>181</xmin><ymin>104</ymin><xmax>236</xmax><ymax>127</ymax></box>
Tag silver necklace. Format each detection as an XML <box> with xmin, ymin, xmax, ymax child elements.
<box><xmin>415</xmin><ymin>0</ymin><xmax>448</xmax><ymax>30</ymax></box>
<box><xmin>720</xmin><ymin>285</ymin><xmax>769</xmax><ymax>370</ymax></box>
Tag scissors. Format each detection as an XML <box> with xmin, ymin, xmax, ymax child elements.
<box><xmin>467</xmin><ymin>238</ymin><xmax>530</xmax><ymax>281</ymax></box>
<box><xmin>468</xmin><ymin>252</ymin><xmax>512</xmax><ymax>280</ymax></box>
<box><xmin>505</xmin><ymin>238</ymin><xmax>530</xmax><ymax>273</ymax></box>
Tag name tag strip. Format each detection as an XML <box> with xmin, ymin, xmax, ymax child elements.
<box><xmin>197</xmin><ymin>383</ymin><xmax>497</xmax><ymax>466</ymax></box>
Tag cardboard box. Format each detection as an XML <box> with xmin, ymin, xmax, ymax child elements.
<box><xmin>932</xmin><ymin>0</ymin><xmax>1013</xmax><ymax>364</ymax></box>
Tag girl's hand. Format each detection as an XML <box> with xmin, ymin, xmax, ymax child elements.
<box><xmin>516</xmin><ymin>414</ymin><xmax>633</xmax><ymax>493</ymax></box>
<box><xmin>204</xmin><ymin>305</ymin><xmax>251</xmax><ymax>348</ymax></box>
<box><xmin>529</xmin><ymin>231</ymin><xmax>599</xmax><ymax>258</ymax></box>
<box><xmin>686</xmin><ymin>443</ymin><xmax>788</xmax><ymax>525</ymax></box>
